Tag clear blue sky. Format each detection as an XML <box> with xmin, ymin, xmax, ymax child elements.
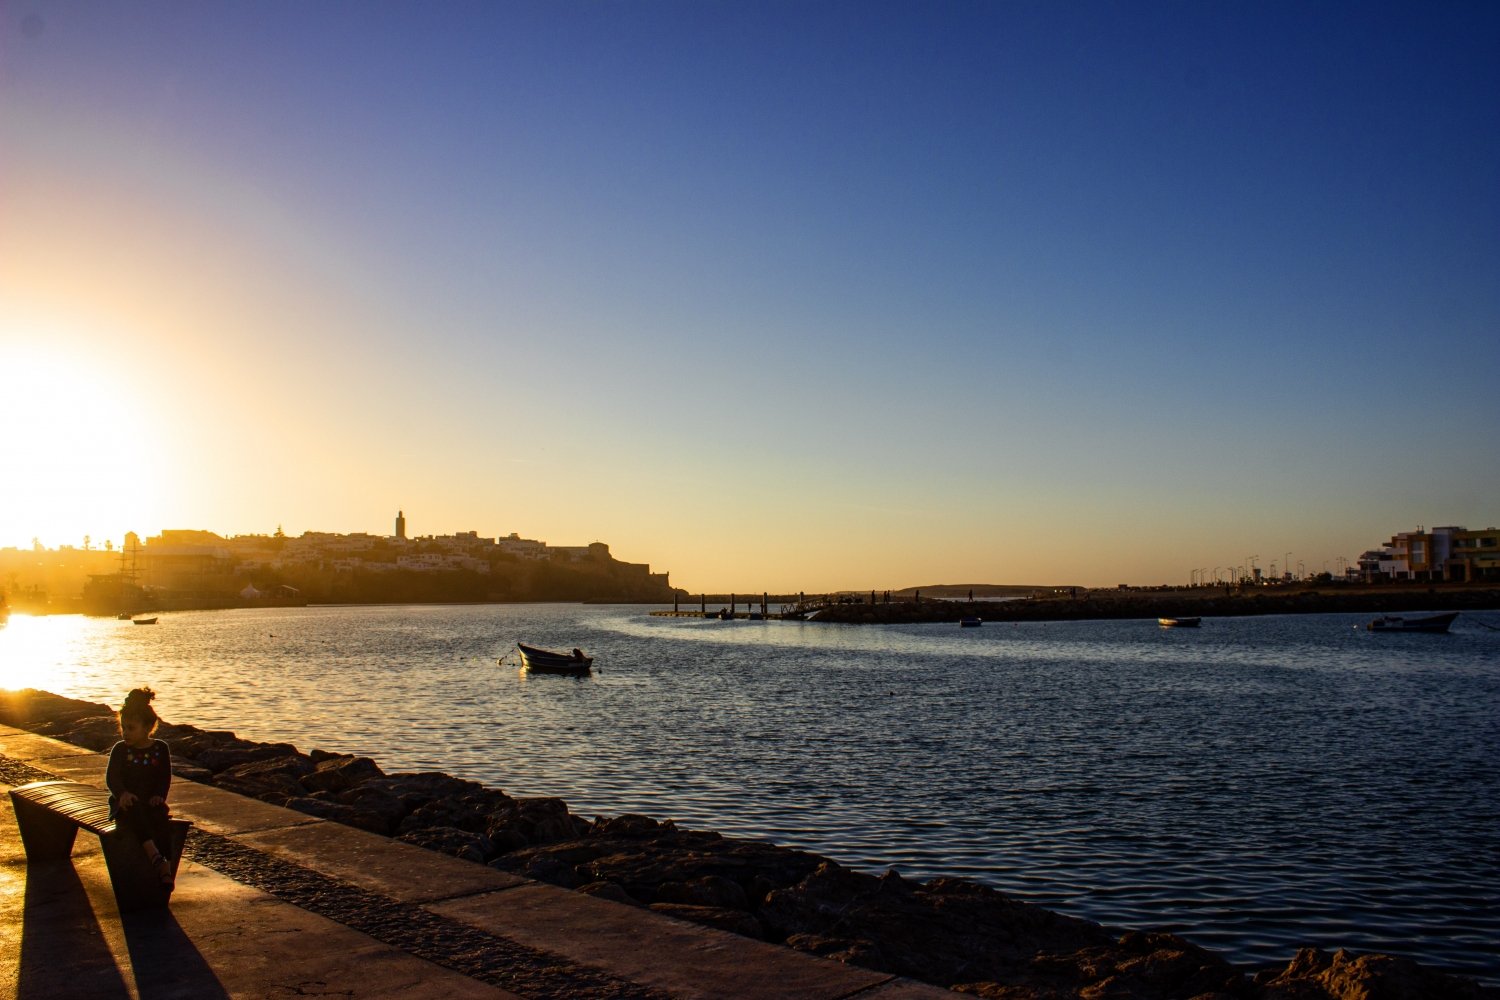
<box><xmin>2</xmin><ymin>1</ymin><xmax>1496</xmax><ymax>589</ymax></box>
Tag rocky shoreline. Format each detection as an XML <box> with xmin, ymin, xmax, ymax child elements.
<box><xmin>2</xmin><ymin>688</ymin><xmax>1493</xmax><ymax>1000</ymax></box>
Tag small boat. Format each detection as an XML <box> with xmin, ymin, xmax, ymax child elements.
<box><xmin>1366</xmin><ymin>612</ymin><xmax>1458</xmax><ymax>633</ymax></box>
<box><xmin>959</xmin><ymin>617</ymin><xmax>983</xmax><ymax>627</ymax></box>
<box><xmin>1158</xmin><ymin>617</ymin><xmax>1201</xmax><ymax>628</ymax></box>
<box><xmin>132</xmin><ymin>617</ymin><xmax>159</xmax><ymax>625</ymax></box>
<box><xmin>515</xmin><ymin>642</ymin><xmax>592</xmax><ymax>674</ymax></box>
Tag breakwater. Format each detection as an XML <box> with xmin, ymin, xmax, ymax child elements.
<box><xmin>3</xmin><ymin>687</ymin><xmax>1495</xmax><ymax>999</ymax></box>
<box><xmin>811</xmin><ymin>585</ymin><xmax>1500</xmax><ymax>624</ymax></box>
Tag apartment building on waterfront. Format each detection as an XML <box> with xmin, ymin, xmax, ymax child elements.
<box><xmin>1357</xmin><ymin>525</ymin><xmax>1500</xmax><ymax>583</ymax></box>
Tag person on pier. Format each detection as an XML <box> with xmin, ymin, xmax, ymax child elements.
<box><xmin>106</xmin><ymin>687</ymin><xmax>177</xmax><ymax>887</ymax></box>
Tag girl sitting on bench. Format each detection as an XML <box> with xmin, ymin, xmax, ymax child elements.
<box><xmin>106</xmin><ymin>687</ymin><xmax>176</xmax><ymax>887</ymax></box>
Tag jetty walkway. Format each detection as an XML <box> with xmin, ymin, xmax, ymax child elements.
<box><xmin>1</xmin><ymin>724</ymin><xmax>947</xmax><ymax>999</ymax></box>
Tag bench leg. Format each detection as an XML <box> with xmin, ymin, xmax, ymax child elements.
<box><xmin>9</xmin><ymin>793</ymin><xmax>81</xmax><ymax>861</ymax></box>
<box><xmin>100</xmin><ymin>830</ymin><xmax>172</xmax><ymax>912</ymax></box>
<box><xmin>165</xmin><ymin>819</ymin><xmax>190</xmax><ymax>882</ymax></box>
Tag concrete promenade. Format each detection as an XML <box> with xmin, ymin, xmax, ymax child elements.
<box><xmin>1</xmin><ymin>724</ymin><xmax>949</xmax><ymax>999</ymax></box>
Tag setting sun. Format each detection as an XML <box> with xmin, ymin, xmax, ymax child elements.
<box><xmin>0</xmin><ymin>338</ymin><xmax>168</xmax><ymax>550</ymax></box>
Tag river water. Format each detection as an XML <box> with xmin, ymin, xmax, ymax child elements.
<box><xmin>2</xmin><ymin>603</ymin><xmax>1496</xmax><ymax>981</ymax></box>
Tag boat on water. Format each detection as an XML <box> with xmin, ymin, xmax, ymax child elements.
<box><xmin>1158</xmin><ymin>617</ymin><xmax>1201</xmax><ymax>628</ymax></box>
<box><xmin>1366</xmin><ymin>611</ymin><xmax>1458</xmax><ymax>633</ymax></box>
<box><xmin>132</xmin><ymin>617</ymin><xmax>159</xmax><ymax>625</ymax></box>
<box><xmin>515</xmin><ymin>642</ymin><xmax>592</xmax><ymax>675</ymax></box>
<box><xmin>959</xmin><ymin>617</ymin><xmax>983</xmax><ymax>627</ymax></box>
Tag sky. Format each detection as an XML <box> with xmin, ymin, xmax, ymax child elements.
<box><xmin>2</xmin><ymin>1</ymin><xmax>1496</xmax><ymax>591</ymax></box>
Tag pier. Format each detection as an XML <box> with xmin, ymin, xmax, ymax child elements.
<box><xmin>650</xmin><ymin>593</ymin><xmax>838</xmax><ymax>620</ymax></box>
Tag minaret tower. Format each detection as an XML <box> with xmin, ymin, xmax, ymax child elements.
<box><xmin>396</xmin><ymin>510</ymin><xmax>406</xmax><ymax>540</ymax></box>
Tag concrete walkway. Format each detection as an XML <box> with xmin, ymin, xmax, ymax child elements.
<box><xmin>1</xmin><ymin>725</ymin><xmax>950</xmax><ymax>999</ymax></box>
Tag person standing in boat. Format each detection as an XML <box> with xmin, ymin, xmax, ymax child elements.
<box><xmin>105</xmin><ymin>687</ymin><xmax>177</xmax><ymax>887</ymax></box>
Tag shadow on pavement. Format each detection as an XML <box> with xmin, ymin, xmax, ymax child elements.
<box><xmin>121</xmin><ymin>905</ymin><xmax>231</xmax><ymax>1000</ymax></box>
<box><xmin>17</xmin><ymin>861</ymin><xmax>131</xmax><ymax>1000</ymax></box>
<box><xmin>17</xmin><ymin>858</ymin><xmax>228</xmax><ymax>1000</ymax></box>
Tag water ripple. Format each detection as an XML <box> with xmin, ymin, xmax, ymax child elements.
<box><xmin>2</xmin><ymin>605</ymin><xmax>1497</xmax><ymax>982</ymax></box>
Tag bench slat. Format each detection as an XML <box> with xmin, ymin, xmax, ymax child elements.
<box><xmin>11</xmin><ymin>780</ymin><xmax>117</xmax><ymax>835</ymax></box>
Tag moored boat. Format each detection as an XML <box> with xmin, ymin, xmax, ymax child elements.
<box><xmin>132</xmin><ymin>617</ymin><xmax>158</xmax><ymax>625</ymax></box>
<box><xmin>1158</xmin><ymin>617</ymin><xmax>1201</xmax><ymax>628</ymax></box>
<box><xmin>959</xmin><ymin>616</ymin><xmax>983</xmax><ymax>627</ymax></box>
<box><xmin>1366</xmin><ymin>612</ymin><xmax>1458</xmax><ymax>633</ymax></box>
<box><xmin>515</xmin><ymin>642</ymin><xmax>592</xmax><ymax>674</ymax></box>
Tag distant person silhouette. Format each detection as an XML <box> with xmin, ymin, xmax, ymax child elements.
<box><xmin>106</xmin><ymin>687</ymin><xmax>177</xmax><ymax>886</ymax></box>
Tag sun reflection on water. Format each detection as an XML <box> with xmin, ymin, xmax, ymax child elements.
<box><xmin>0</xmin><ymin>613</ymin><xmax>78</xmax><ymax>693</ymax></box>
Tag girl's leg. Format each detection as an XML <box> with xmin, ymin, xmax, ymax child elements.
<box><xmin>123</xmin><ymin>806</ymin><xmax>174</xmax><ymax>885</ymax></box>
<box><xmin>141</xmin><ymin>838</ymin><xmax>173</xmax><ymax>884</ymax></box>
<box><xmin>144</xmin><ymin>805</ymin><xmax>176</xmax><ymax>885</ymax></box>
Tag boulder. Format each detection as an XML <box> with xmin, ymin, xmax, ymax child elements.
<box><xmin>396</xmin><ymin>825</ymin><xmax>493</xmax><ymax>864</ymax></box>
<box><xmin>785</xmin><ymin>934</ymin><xmax>891</xmax><ymax>974</ymax></box>
<box><xmin>762</xmin><ymin>864</ymin><xmax>1123</xmax><ymax>988</ymax></box>
<box><xmin>656</xmin><ymin>875</ymin><xmax>751</xmax><ymax>911</ymax></box>
<box><xmin>221</xmin><ymin>754</ymin><xmax>316</xmax><ymax>781</ymax></box>
<box><xmin>578</xmin><ymin>881</ymin><xmax>640</xmax><ymax>906</ymax></box>
<box><xmin>499</xmin><ymin>854</ymin><xmax>583</xmax><ymax>888</ymax></box>
<box><xmin>1001</xmin><ymin>930</ymin><xmax>1244</xmax><ymax>999</ymax></box>
<box><xmin>486</xmin><ymin>796</ymin><xmax>582</xmax><ymax>848</ymax></box>
<box><xmin>301</xmin><ymin>754</ymin><xmax>384</xmax><ymax>794</ymax></box>
<box><xmin>579</xmin><ymin>832</ymin><xmax>823</xmax><ymax>904</ymax></box>
<box><xmin>649</xmin><ymin>902</ymin><xmax>766</xmax><ymax>940</ymax></box>
<box><xmin>18</xmin><ymin>712</ymin><xmax>121</xmax><ymax>750</ymax></box>
<box><xmin>0</xmin><ymin>689</ymin><xmax>113</xmax><ymax>729</ymax></box>
<box><xmin>170</xmin><ymin>761</ymin><xmax>214</xmax><ymax>782</ymax></box>
<box><xmin>396</xmin><ymin>788</ymin><xmax>514</xmax><ymax>836</ymax></box>
<box><xmin>194</xmin><ymin>740</ymin><xmax>305</xmax><ymax>773</ymax></box>
<box><xmin>1254</xmin><ymin>948</ymin><xmax>1496</xmax><ymax>1000</ymax></box>
<box><xmin>213</xmin><ymin>772</ymin><xmax>304</xmax><ymax>803</ymax></box>
<box><xmin>332</xmin><ymin>784</ymin><xmax>410</xmax><ymax>835</ymax></box>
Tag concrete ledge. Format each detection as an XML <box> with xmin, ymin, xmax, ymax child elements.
<box><xmin>0</xmin><ymin>730</ymin><xmax>101</xmax><ymax>761</ymax></box>
<box><xmin>238</xmin><ymin>820</ymin><xmax>529</xmax><ymax>904</ymax></box>
<box><xmin>1</xmin><ymin>793</ymin><xmax>521</xmax><ymax>1000</ymax></box>
<box><xmin>429</xmin><ymin>882</ymin><xmax>948</xmax><ymax>1000</ymax></box>
<box><xmin>23</xmin><ymin>752</ymin><xmax>109</xmax><ymax>783</ymax></box>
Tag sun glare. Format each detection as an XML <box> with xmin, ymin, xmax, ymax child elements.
<box><xmin>0</xmin><ymin>613</ymin><xmax>75</xmax><ymax>693</ymax></box>
<box><xmin>0</xmin><ymin>341</ymin><xmax>169</xmax><ymax>549</ymax></box>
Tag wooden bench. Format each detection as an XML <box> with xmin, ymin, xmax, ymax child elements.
<box><xmin>9</xmin><ymin>780</ymin><xmax>191</xmax><ymax>912</ymax></box>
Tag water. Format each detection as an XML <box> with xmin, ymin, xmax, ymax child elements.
<box><xmin>3</xmin><ymin>604</ymin><xmax>1497</xmax><ymax>981</ymax></box>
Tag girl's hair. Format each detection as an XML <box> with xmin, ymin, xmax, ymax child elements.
<box><xmin>119</xmin><ymin>687</ymin><xmax>160</xmax><ymax>735</ymax></box>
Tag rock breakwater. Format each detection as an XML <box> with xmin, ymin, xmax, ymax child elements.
<box><xmin>2</xmin><ymin>688</ymin><xmax>1492</xmax><ymax>1000</ymax></box>
<box><xmin>814</xmin><ymin>586</ymin><xmax>1500</xmax><ymax>625</ymax></box>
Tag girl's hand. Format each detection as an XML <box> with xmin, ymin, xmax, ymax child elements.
<box><xmin>118</xmin><ymin>791</ymin><xmax>138</xmax><ymax>809</ymax></box>
<box><xmin>148</xmin><ymin>795</ymin><xmax>165</xmax><ymax>806</ymax></box>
